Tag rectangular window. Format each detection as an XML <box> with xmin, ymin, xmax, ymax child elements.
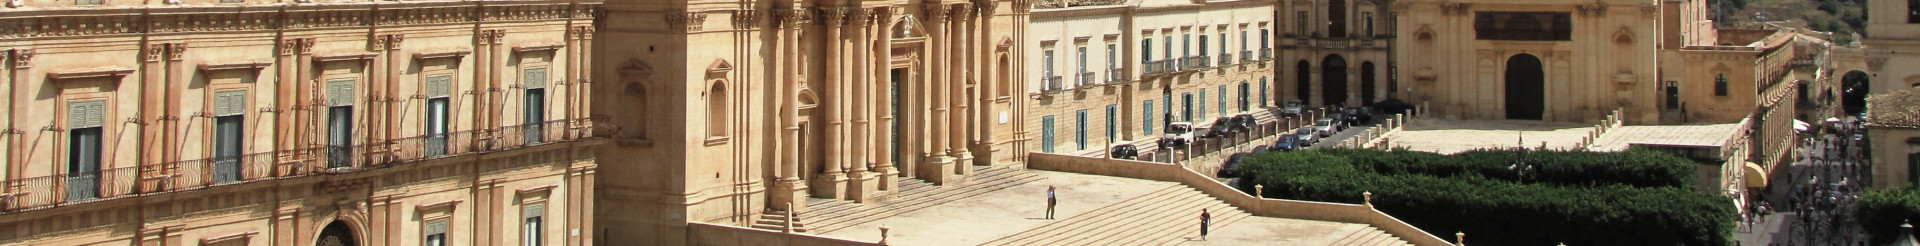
<box><xmin>1106</xmin><ymin>105</ymin><xmax>1118</xmax><ymax>141</ymax></box>
<box><xmin>1241</xmin><ymin>30</ymin><xmax>1249</xmax><ymax>52</ymax></box>
<box><xmin>1714</xmin><ymin>74</ymin><xmax>1729</xmax><ymax>96</ymax></box>
<box><xmin>1163</xmin><ymin>36</ymin><xmax>1172</xmax><ymax>62</ymax></box>
<box><xmin>326</xmin><ymin>79</ymin><xmax>355</xmax><ymax>169</ymax></box>
<box><xmin>1043</xmin><ymin>49</ymin><xmax>1056</xmax><ymax>89</ymax></box>
<box><xmin>1910</xmin><ymin>0</ymin><xmax>1920</xmax><ymax>23</ymax></box>
<box><xmin>1260</xmin><ymin>78</ymin><xmax>1269</xmax><ymax>107</ymax></box>
<box><xmin>1297</xmin><ymin>12</ymin><xmax>1309</xmax><ymax>36</ymax></box>
<box><xmin>1183</xmin><ymin>34</ymin><xmax>1191</xmax><ymax>58</ymax></box>
<box><xmin>1182</xmin><ymin>93</ymin><xmax>1194</xmax><ymax>122</ymax></box>
<box><xmin>1239</xmin><ymin>83</ymin><xmax>1250</xmax><ymax>112</ymax></box>
<box><xmin>1142</xmin><ymin>39</ymin><xmax>1154</xmax><ymax>62</ymax></box>
<box><xmin>1076</xmin><ymin>110</ymin><xmax>1087</xmax><ymax>151</ymax></box>
<box><xmin>1144</xmin><ymin>100</ymin><xmax>1155</xmax><ymax>135</ymax></box>
<box><xmin>1364</xmin><ymin>12</ymin><xmax>1375</xmax><ymax>37</ymax></box>
<box><xmin>66</xmin><ymin>100</ymin><xmax>105</xmax><ymax>201</ymax></box>
<box><xmin>1199</xmin><ymin>35</ymin><xmax>1209</xmax><ymax>57</ymax></box>
<box><xmin>424</xmin><ymin>219</ymin><xmax>449</xmax><ymax>246</ymax></box>
<box><xmin>1219</xmin><ymin>85</ymin><xmax>1228</xmax><ymax>115</ymax></box>
<box><xmin>1665</xmin><ymin>81</ymin><xmax>1681</xmax><ymax>110</ymax></box>
<box><xmin>425</xmin><ymin>75</ymin><xmax>453</xmax><ymax>157</ymax></box>
<box><xmin>1077</xmin><ymin>46</ymin><xmax>1088</xmax><ymax>85</ymax></box>
<box><xmin>1041</xmin><ymin>116</ymin><xmax>1056</xmax><ymax>153</ymax></box>
<box><xmin>1198</xmin><ymin>89</ymin><xmax>1207</xmax><ymax>119</ymax></box>
<box><xmin>1106</xmin><ymin>44</ymin><xmax>1117</xmax><ymax>70</ymax></box>
<box><xmin>523</xmin><ymin>203</ymin><xmax>546</xmax><ymax>246</ymax></box>
<box><xmin>1473</xmin><ymin>12</ymin><xmax>1573</xmax><ymax>41</ymax></box>
<box><xmin>1261</xmin><ymin>30</ymin><xmax>1270</xmax><ymax>49</ymax></box>
<box><xmin>525</xmin><ymin>68</ymin><xmax>549</xmax><ymax>145</ymax></box>
<box><xmin>213</xmin><ymin>90</ymin><xmax>246</xmax><ymax>183</ymax></box>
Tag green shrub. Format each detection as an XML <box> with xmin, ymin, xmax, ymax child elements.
<box><xmin>1855</xmin><ymin>187</ymin><xmax>1920</xmax><ymax>245</ymax></box>
<box><xmin>1309</xmin><ymin>148</ymin><xmax>1699</xmax><ymax>188</ymax></box>
<box><xmin>1237</xmin><ymin>150</ymin><xmax>1736</xmax><ymax>246</ymax></box>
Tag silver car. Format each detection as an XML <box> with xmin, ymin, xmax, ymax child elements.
<box><xmin>1294</xmin><ymin>127</ymin><xmax>1319</xmax><ymax>146</ymax></box>
<box><xmin>1314</xmin><ymin>119</ymin><xmax>1336</xmax><ymax>137</ymax></box>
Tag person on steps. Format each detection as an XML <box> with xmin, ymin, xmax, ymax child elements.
<box><xmin>1046</xmin><ymin>186</ymin><xmax>1057</xmax><ymax>220</ymax></box>
<box><xmin>1200</xmin><ymin>209</ymin><xmax>1212</xmax><ymax>241</ymax></box>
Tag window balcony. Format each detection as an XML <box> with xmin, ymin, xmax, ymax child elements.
<box><xmin>1161</xmin><ymin>60</ymin><xmax>1179</xmax><ymax>72</ymax></box>
<box><xmin>0</xmin><ymin>118</ymin><xmax>619</xmax><ymax>213</ymax></box>
<box><xmin>1183</xmin><ymin>56</ymin><xmax>1210</xmax><ymax>70</ymax></box>
<box><xmin>1077</xmin><ymin>71</ymin><xmax>1097</xmax><ymax>87</ymax></box>
<box><xmin>1218</xmin><ymin>53</ymin><xmax>1234</xmax><ymax>66</ymax></box>
<box><xmin>1141</xmin><ymin>62</ymin><xmax>1160</xmax><ymax>75</ymax></box>
<box><xmin>1240</xmin><ymin>51</ymin><xmax>1255</xmax><ymax>63</ymax></box>
<box><xmin>1260</xmin><ymin>48</ymin><xmax>1273</xmax><ymax>60</ymax></box>
<box><xmin>1107</xmin><ymin>68</ymin><xmax>1129</xmax><ymax>83</ymax></box>
<box><xmin>1043</xmin><ymin>75</ymin><xmax>1065</xmax><ymax>91</ymax></box>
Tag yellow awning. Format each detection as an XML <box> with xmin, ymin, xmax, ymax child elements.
<box><xmin>1745</xmin><ymin>162</ymin><xmax>1769</xmax><ymax>188</ymax></box>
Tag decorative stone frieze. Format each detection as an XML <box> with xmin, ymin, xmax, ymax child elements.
<box><xmin>665</xmin><ymin>9</ymin><xmax>709</xmax><ymax>31</ymax></box>
<box><xmin>0</xmin><ymin>3</ymin><xmax>594</xmax><ymax>39</ymax></box>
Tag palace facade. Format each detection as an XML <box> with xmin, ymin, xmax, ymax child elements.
<box><xmin>588</xmin><ymin>0</ymin><xmax>1030</xmax><ymax>244</ymax></box>
<box><xmin>0</xmin><ymin>0</ymin><xmax>603</xmax><ymax>245</ymax></box>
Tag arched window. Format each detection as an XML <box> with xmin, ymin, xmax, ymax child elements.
<box><xmin>708</xmin><ymin>81</ymin><xmax>730</xmax><ymax>138</ymax></box>
<box><xmin>1714</xmin><ymin>74</ymin><xmax>1729</xmax><ymax>96</ymax></box>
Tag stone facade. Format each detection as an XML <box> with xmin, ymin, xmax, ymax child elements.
<box><xmin>0</xmin><ymin>1</ymin><xmax>602</xmax><ymax>245</ymax></box>
<box><xmin>1278</xmin><ymin>0</ymin><xmax>1392</xmax><ymax>108</ymax></box>
<box><xmin>1393</xmin><ymin>0</ymin><xmax>1661</xmax><ymax>123</ymax></box>
<box><xmin>1026</xmin><ymin>0</ymin><xmax>1280</xmax><ymax>155</ymax></box>
<box><xmin>588</xmin><ymin>0</ymin><xmax>1029</xmax><ymax>244</ymax></box>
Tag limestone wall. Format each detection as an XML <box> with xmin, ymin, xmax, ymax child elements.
<box><xmin>685</xmin><ymin>222</ymin><xmax>881</xmax><ymax>246</ymax></box>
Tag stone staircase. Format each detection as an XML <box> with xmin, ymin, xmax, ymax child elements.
<box><xmin>753</xmin><ymin>166</ymin><xmax>1044</xmax><ymax>234</ymax></box>
<box><xmin>1327</xmin><ymin>226</ymin><xmax>1415</xmax><ymax>246</ymax></box>
<box><xmin>976</xmin><ymin>185</ymin><xmax>1248</xmax><ymax>246</ymax></box>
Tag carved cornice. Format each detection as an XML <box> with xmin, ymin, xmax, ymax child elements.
<box><xmin>482</xmin><ymin>4</ymin><xmax>568</xmax><ymax>21</ymax></box>
<box><xmin>923</xmin><ymin>4</ymin><xmax>948</xmax><ymax>22</ymax></box>
<box><xmin>167</xmin><ymin>43</ymin><xmax>187</xmax><ymax>61</ymax></box>
<box><xmin>0</xmin><ymin>3</ymin><xmax>597</xmax><ymax>39</ymax></box>
<box><xmin>665</xmin><ymin>9</ymin><xmax>709</xmax><ymax>31</ymax></box>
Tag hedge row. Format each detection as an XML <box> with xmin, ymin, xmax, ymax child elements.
<box><xmin>1309</xmin><ymin>148</ymin><xmax>1700</xmax><ymax>189</ymax></box>
<box><xmin>1854</xmin><ymin>187</ymin><xmax>1920</xmax><ymax>245</ymax></box>
<box><xmin>1236</xmin><ymin>151</ymin><xmax>1735</xmax><ymax>246</ymax></box>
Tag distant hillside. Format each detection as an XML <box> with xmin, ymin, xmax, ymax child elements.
<box><xmin>1710</xmin><ymin>0</ymin><xmax>1864</xmax><ymax>43</ymax></box>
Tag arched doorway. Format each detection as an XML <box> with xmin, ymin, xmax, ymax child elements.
<box><xmin>1505</xmin><ymin>54</ymin><xmax>1545</xmax><ymax>120</ymax></box>
<box><xmin>1360</xmin><ymin>62</ymin><xmax>1376</xmax><ymax>106</ymax></box>
<box><xmin>1296</xmin><ymin>61</ymin><xmax>1312</xmax><ymax>103</ymax></box>
<box><xmin>1322</xmin><ymin>55</ymin><xmax>1348</xmax><ymax>107</ymax></box>
<box><xmin>318</xmin><ymin>221</ymin><xmax>357</xmax><ymax>246</ymax></box>
<box><xmin>1842</xmin><ymin>70</ymin><xmax>1870</xmax><ymax>116</ymax></box>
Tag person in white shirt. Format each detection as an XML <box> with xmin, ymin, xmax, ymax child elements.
<box><xmin>1046</xmin><ymin>186</ymin><xmax>1058</xmax><ymax>220</ymax></box>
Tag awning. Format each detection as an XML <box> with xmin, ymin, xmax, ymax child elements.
<box><xmin>1745</xmin><ymin>162</ymin><xmax>1769</xmax><ymax>188</ymax></box>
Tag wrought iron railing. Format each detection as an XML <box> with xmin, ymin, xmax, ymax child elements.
<box><xmin>1107</xmin><ymin>68</ymin><xmax>1128</xmax><ymax>83</ymax></box>
<box><xmin>1183</xmin><ymin>56</ymin><xmax>1210</xmax><ymax>70</ymax></box>
<box><xmin>1240</xmin><ymin>51</ymin><xmax>1255</xmax><ymax>63</ymax></box>
<box><xmin>1043</xmin><ymin>76</ymin><xmax>1064</xmax><ymax>91</ymax></box>
<box><xmin>1260</xmin><ymin>48</ymin><xmax>1273</xmax><ymax>60</ymax></box>
<box><xmin>1218</xmin><ymin>53</ymin><xmax>1234</xmax><ymax>66</ymax></box>
<box><xmin>0</xmin><ymin>117</ymin><xmax>618</xmax><ymax>213</ymax></box>
<box><xmin>1078</xmin><ymin>72</ymin><xmax>1097</xmax><ymax>86</ymax></box>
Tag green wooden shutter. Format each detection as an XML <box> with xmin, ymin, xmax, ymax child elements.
<box><xmin>215</xmin><ymin>90</ymin><xmax>247</xmax><ymax>116</ymax></box>
<box><xmin>426</xmin><ymin>75</ymin><xmax>452</xmax><ymax>98</ymax></box>
<box><xmin>524</xmin><ymin>68</ymin><xmax>548</xmax><ymax>89</ymax></box>
<box><xmin>327</xmin><ymin>79</ymin><xmax>355</xmax><ymax>106</ymax></box>
<box><xmin>68</xmin><ymin>100</ymin><xmax>105</xmax><ymax>128</ymax></box>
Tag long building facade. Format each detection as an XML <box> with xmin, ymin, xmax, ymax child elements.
<box><xmin>589</xmin><ymin>0</ymin><xmax>1030</xmax><ymax>244</ymax></box>
<box><xmin>0</xmin><ymin>1</ymin><xmax>604</xmax><ymax>245</ymax></box>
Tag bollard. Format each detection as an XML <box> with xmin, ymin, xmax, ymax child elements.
<box><xmin>1363</xmin><ymin>191</ymin><xmax>1373</xmax><ymax>207</ymax></box>
<box><xmin>879</xmin><ymin>225</ymin><xmax>891</xmax><ymax>245</ymax></box>
<box><xmin>1255</xmin><ymin>184</ymin><xmax>1265</xmax><ymax>198</ymax></box>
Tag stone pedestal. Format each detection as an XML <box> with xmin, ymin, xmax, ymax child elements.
<box><xmin>811</xmin><ymin>172</ymin><xmax>849</xmax><ymax>199</ymax></box>
<box><xmin>921</xmin><ymin>156</ymin><xmax>956</xmax><ymax>185</ymax></box>
<box><xmin>876</xmin><ymin>166</ymin><xmax>899</xmax><ymax>200</ymax></box>
<box><xmin>848</xmin><ymin>171</ymin><xmax>878</xmax><ymax>202</ymax></box>
<box><xmin>952</xmin><ymin>152</ymin><xmax>974</xmax><ymax>184</ymax></box>
<box><xmin>773</xmin><ymin>178</ymin><xmax>809</xmax><ymax>213</ymax></box>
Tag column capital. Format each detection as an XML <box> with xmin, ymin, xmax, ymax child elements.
<box><xmin>299</xmin><ymin>37</ymin><xmax>317</xmax><ymax>55</ymax></box>
<box><xmin>9</xmin><ymin>49</ymin><xmax>30</xmax><ymax>69</ymax></box>
<box><xmin>167</xmin><ymin>43</ymin><xmax>187</xmax><ymax>61</ymax></box>
<box><xmin>818</xmin><ymin>7</ymin><xmax>847</xmax><ymax>26</ymax></box>
<box><xmin>389</xmin><ymin>34</ymin><xmax>405</xmax><ymax>50</ymax></box>
<box><xmin>146</xmin><ymin>44</ymin><xmax>167</xmax><ymax>62</ymax></box>
<box><xmin>948</xmin><ymin>3</ymin><xmax>974</xmax><ymax>22</ymax></box>
<box><xmin>923</xmin><ymin>3</ymin><xmax>948</xmax><ymax>22</ymax></box>
<box><xmin>847</xmin><ymin>7</ymin><xmax>870</xmax><ymax>27</ymax></box>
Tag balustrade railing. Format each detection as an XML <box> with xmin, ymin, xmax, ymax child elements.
<box><xmin>1078</xmin><ymin>71</ymin><xmax>1097</xmax><ymax>86</ymax></box>
<box><xmin>1183</xmin><ymin>56</ymin><xmax>1210</xmax><ymax>69</ymax></box>
<box><xmin>1107</xmin><ymin>68</ymin><xmax>1128</xmax><ymax>83</ymax></box>
<box><xmin>1218</xmin><ymin>53</ymin><xmax>1234</xmax><ymax>66</ymax></box>
<box><xmin>1240</xmin><ymin>51</ymin><xmax>1254</xmax><ymax>63</ymax></box>
<box><xmin>0</xmin><ymin>117</ymin><xmax>617</xmax><ymax>213</ymax></box>
<box><xmin>1260</xmin><ymin>48</ymin><xmax>1273</xmax><ymax>60</ymax></box>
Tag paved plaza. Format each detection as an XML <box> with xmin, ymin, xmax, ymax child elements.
<box><xmin>1387</xmin><ymin>119</ymin><xmax>1596</xmax><ymax>154</ymax></box>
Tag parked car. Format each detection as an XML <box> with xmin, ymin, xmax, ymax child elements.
<box><xmin>1218</xmin><ymin>153</ymin><xmax>1249</xmax><ymax>178</ymax></box>
<box><xmin>1327</xmin><ymin>113</ymin><xmax>1349</xmax><ymax>130</ymax></box>
<box><xmin>1203</xmin><ymin>117</ymin><xmax>1236</xmax><ymax>138</ymax></box>
<box><xmin>1250</xmin><ymin>145</ymin><xmax>1271</xmax><ymax>154</ymax></box>
<box><xmin>1315</xmin><ymin>119</ymin><xmax>1337</xmax><ymax>137</ymax></box>
<box><xmin>1274</xmin><ymin>134</ymin><xmax>1301</xmax><ymax>151</ymax></box>
<box><xmin>1109</xmin><ymin>143</ymin><xmax>1139</xmax><ymax>159</ymax></box>
<box><xmin>1231</xmin><ymin>114</ymin><xmax>1257</xmax><ymax>133</ymax></box>
<box><xmin>1160</xmin><ymin>122</ymin><xmax>1195</xmax><ymax>148</ymax></box>
<box><xmin>1351</xmin><ymin>107</ymin><xmax>1374</xmax><ymax>123</ymax></box>
<box><xmin>1283</xmin><ymin>100</ymin><xmax>1305</xmax><ymax>117</ymax></box>
<box><xmin>1294</xmin><ymin>127</ymin><xmax>1319</xmax><ymax>146</ymax></box>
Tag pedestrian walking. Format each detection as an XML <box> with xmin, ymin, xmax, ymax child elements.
<box><xmin>1200</xmin><ymin>209</ymin><xmax>1212</xmax><ymax>241</ymax></box>
<box><xmin>1046</xmin><ymin>186</ymin><xmax>1057</xmax><ymax>219</ymax></box>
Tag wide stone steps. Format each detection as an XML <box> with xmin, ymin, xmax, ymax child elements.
<box><xmin>1327</xmin><ymin>225</ymin><xmax>1412</xmax><ymax>246</ymax></box>
<box><xmin>978</xmin><ymin>184</ymin><xmax>1252</xmax><ymax>246</ymax></box>
<box><xmin>790</xmin><ymin>167</ymin><xmax>1044</xmax><ymax>234</ymax></box>
<box><xmin>748</xmin><ymin>210</ymin><xmax>809</xmax><ymax>233</ymax></box>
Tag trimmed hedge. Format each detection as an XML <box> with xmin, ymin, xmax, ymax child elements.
<box><xmin>1310</xmin><ymin>148</ymin><xmax>1700</xmax><ymax>188</ymax></box>
<box><xmin>1237</xmin><ymin>150</ymin><xmax>1736</xmax><ymax>246</ymax></box>
<box><xmin>1854</xmin><ymin>187</ymin><xmax>1920</xmax><ymax>245</ymax></box>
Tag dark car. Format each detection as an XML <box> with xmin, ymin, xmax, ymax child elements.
<box><xmin>1327</xmin><ymin>113</ymin><xmax>1349</xmax><ymax>130</ymax></box>
<box><xmin>1273</xmin><ymin>134</ymin><xmax>1300</xmax><ymax>151</ymax></box>
<box><xmin>1110</xmin><ymin>143</ymin><xmax>1139</xmax><ymax>159</ymax></box>
<box><xmin>1343</xmin><ymin>107</ymin><xmax>1373</xmax><ymax>124</ymax></box>
<box><xmin>1218</xmin><ymin>153</ymin><xmax>1249</xmax><ymax>178</ymax></box>
<box><xmin>1230</xmin><ymin>114</ymin><xmax>1258</xmax><ymax>133</ymax></box>
<box><xmin>1250</xmin><ymin>145</ymin><xmax>1271</xmax><ymax>154</ymax></box>
<box><xmin>1355</xmin><ymin>107</ymin><xmax>1374</xmax><ymax>123</ymax></box>
<box><xmin>1204</xmin><ymin>117</ymin><xmax>1236</xmax><ymax>138</ymax></box>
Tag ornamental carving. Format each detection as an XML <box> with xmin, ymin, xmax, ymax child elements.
<box><xmin>774</xmin><ymin>8</ymin><xmax>810</xmax><ymax>28</ymax></box>
<box><xmin>1640</xmin><ymin>3</ymin><xmax>1660</xmax><ymax>18</ymax></box>
<box><xmin>0</xmin><ymin>3</ymin><xmax>595</xmax><ymax>39</ymax></box>
<box><xmin>665</xmin><ymin>9</ymin><xmax>709</xmax><ymax>31</ymax></box>
<box><xmin>168</xmin><ymin>43</ymin><xmax>187</xmax><ymax>61</ymax></box>
<box><xmin>1012</xmin><ymin>0</ymin><xmax>1032</xmax><ymax>13</ymax></box>
<box><xmin>146</xmin><ymin>44</ymin><xmax>167</xmax><ymax>62</ymax></box>
<box><xmin>1576</xmin><ymin>2</ymin><xmax>1608</xmax><ymax>17</ymax></box>
<box><xmin>484</xmin><ymin>5</ymin><xmax>567</xmax><ymax>21</ymax></box>
<box><xmin>977</xmin><ymin>2</ymin><xmax>997</xmax><ymax>17</ymax></box>
<box><xmin>372</xmin><ymin>35</ymin><xmax>389</xmax><ymax>51</ymax></box>
<box><xmin>847</xmin><ymin>8</ymin><xmax>870</xmax><ymax>27</ymax></box>
<box><xmin>924</xmin><ymin>4</ymin><xmax>948</xmax><ymax>22</ymax></box>
<box><xmin>582</xmin><ymin>26</ymin><xmax>593</xmax><ymax>39</ymax></box>
<box><xmin>280</xmin><ymin>38</ymin><xmax>298</xmax><ymax>56</ymax></box>
<box><xmin>732</xmin><ymin>9</ymin><xmax>763</xmax><ymax>30</ymax></box>
<box><xmin>11</xmin><ymin>49</ymin><xmax>30</xmax><ymax>68</ymax></box>
<box><xmin>871</xmin><ymin>7</ymin><xmax>892</xmax><ymax>27</ymax></box>
<box><xmin>1390</xmin><ymin>2</ymin><xmax>1410</xmax><ymax>12</ymax></box>
<box><xmin>818</xmin><ymin>8</ymin><xmax>848</xmax><ymax>26</ymax></box>
<box><xmin>389</xmin><ymin>34</ymin><xmax>404</xmax><ymax>50</ymax></box>
<box><xmin>299</xmin><ymin>38</ymin><xmax>316</xmax><ymax>54</ymax></box>
<box><xmin>949</xmin><ymin>3</ymin><xmax>974</xmax><ymax>22</ymax></box>
<box><xmin>489</xmin><ymin>29</ymin><xmax>505</xmax><ymax>44</ymax></box>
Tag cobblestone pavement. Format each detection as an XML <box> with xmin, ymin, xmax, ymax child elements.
<box><xmin>1387</xmin><ymin>119</ymin><xmax>1594</xmax><ymax>154</ymax></box>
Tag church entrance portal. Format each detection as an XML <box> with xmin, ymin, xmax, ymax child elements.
<box><xmin>1505</xmin><ymin>54</ymin><xmax>1545</xmax><ymax>120</ymax></box>
<box><xmin>1322</xmin><ymin>55</ymin><xmax>1349</xmax><ymax>107</ymax></box>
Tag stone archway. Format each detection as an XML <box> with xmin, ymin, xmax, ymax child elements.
<box><xmin>1843</xmin><ymin>70</ymin><xmax>1870</xmax><ymax>116</ymax></box>
<box><xmin>1321</xmin><ymin>55</ymin><xmax>1348</xmax><ymax>107</ymax></box>
<box><xmin>1505</xmin><ymin>54</ymin><xmax>1545</xmax><ymax>120</ymax></box>
<box><xmin>318</xmin><ymin>221</ymin><xmax>357</xmax><ymax>246</ymax></box>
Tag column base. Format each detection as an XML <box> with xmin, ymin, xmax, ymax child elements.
<box><xmin>773</xmin><ymin>178</ymin><xmax>809</xmax><ymax>213</ymax></box>
<box><xmin>876</xmin><ymin>165</ymin><xmax>900</xmax><ymax>200</ymax></box>
<box><xmin>810</xmin><ymin>172</ymin><xmax>850</xmax><ymax>199</ymax></box>
<box><xmin>953</xmin><ymin>151</ymin><xmax>975</xmax><ymax>181</ymax></box>
<box><xmin>848</xmin><ymin>170</ymin><xmax>879</xmax><ymax>203</ymax></box>
<box><xmin>920</xmin><ymin>156</ymin><xmax>957</xmax><ymax>185</ymax></box>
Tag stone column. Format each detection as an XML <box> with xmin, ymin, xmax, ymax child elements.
<box><xmin>579</xmin><ymin>27</ymin><xmax>595</xmax><ymax>123</ymax></box>
<box><xmin>922</xmin><ymin>3</ymin><xmax>956</xmax><ymax>185</ymax></box>
<box><xmin>489</xmin><ymin>30</ymin><xmax>506</xmax><ymax>130</ymax></box>
<box><xmin>816</xmin><ymin>7</ymin><xmax>849</xmax><ymax>199</ymax></box>
<box><xmin>947</xmin><ymin>3</ymin><xmax>973</xmax><ymax>179</ymax></box>
<box><xmin>141</xmin><ymin>44</ymin><xmax>166</xmax><ymax>170</ymax></box>
<box><xmin>774</xmin><ymin>8</ymin><xmax>810</xmax><ymax>211</ymax></box>
<box><xmin>3</xmin><ymin>49</ymin><xmax>20</xmax><ymax>182</ymax></box>
<box><xmin>872</xmin><ymin>7</ymin><xmax>899</xmax><ymax>195</ymax></box>
<box><xmin>387</xmin><ymin>35</ymin><xmax>406</xmax><ymax>145</ymax></box>
<box><xmin>848</xmin><ymin>7</ymin><xmax>878</xmax><ymax>202</ymax></box>
<box><xmin>475</xmin><ymin>32</ymin><xmax>493</xmax><ymax>134</ymax></box>
<box><xmin>296</xmin><ymin>38</ymin><xmax>315</xmax><ymax>162</ymax></box>
<box><xmin>976</xmin><ymin>3</ymin><xmax>998</xmax><ymax>169</ymax></box>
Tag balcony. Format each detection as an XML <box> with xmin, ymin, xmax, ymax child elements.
<box><xmin>1</xmin><ymin>118</ymin><xmax>618</xmax><ymax>213</ymax></box>
<box><xmin>1240</xmin><ymin>51</ymin><xmax>1255</xmax><ymax>63</ymax></box>
<box><xmin>1043</xmin><ymin>75</ymin><xmax>1064</xmax><ymax>91</ymax></box>
<box><xmin>1260</xmin><ymin>48</ymin><xmax>1273</xmax><ymax>60</ymax></box>
<box><xmin>1182</xmin><ymin>56</ymin><xmax>1210</xmax><ymax>70</ymax></box>
<box><xmin>1218</xmin><ymin>53</ymin><xmax>1234</xmax><ymax>66</ymax></box>
<box><xmin>1106</xmin><ymin>68</ymin><xmax>1129</xmax><ymax>83</ymax></box>
<box><xmin>1077</xmin><ymin>71</ymin><xmax>1097</xmax><ymax>87</ymax></box>
<box><xmin>1161</xmin><ymin>60</ymin><xmax>1178</xmax><ymax>72</ymax></box>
